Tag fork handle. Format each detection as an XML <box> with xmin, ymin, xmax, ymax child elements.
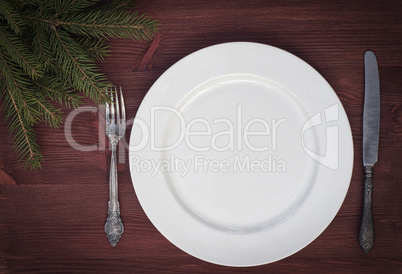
<box><xmin>105</xmin><ymin>141</ymin><xmax>124</xmax><ymax>247</ymax></box>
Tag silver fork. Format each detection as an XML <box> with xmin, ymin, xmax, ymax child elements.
<box><xmin>104</xmin><ymin>87</ymin><xmax>126</xmax><ymax>247</ymax></box>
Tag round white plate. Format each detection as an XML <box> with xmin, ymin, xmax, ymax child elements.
<box><xmin>129</xmin><ymin>42</ymin><xmax>353</xmax><ymax>267</ymax></box>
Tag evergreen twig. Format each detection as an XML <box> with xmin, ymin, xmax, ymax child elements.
<box><xmin>0</xmin><ymin>0</ymin><xmax>158</xmax><ymax>170</ymax></box>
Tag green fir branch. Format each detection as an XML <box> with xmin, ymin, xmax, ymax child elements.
<box><xmin>59</xmin><ymin>10</ymin><xmax>158</xmax><ymax>40</ymax></box>
<box><xmin>76</xmin><ymin>37</ymin><xmax>110</xmax><ymax>62</ymax></box>
<box><xmin>49</xmin><ymin>26</ymin><xmax>110</xmax><ymax>102</ymax></box>
<box><xmin>0</xmin><ymin>0</ymin><xmax>158</xmax><ymax>170</ymax></box>
<box><xmin>0</xmin><ymin>0</ymin><xmax>24</xmax><ymax>34</ymax></box>
<box><xmin>31</xmin><ymin>22</ymin><xmax>53</xmax><ymax>67</ymax></box>
<box><xmin>0</xmin><ymin>25</ymin><xmax>42</xmax><ymax>78</ymax></box>
<box><xmin>31</xmin><ymin>92</ymin><xmax>63</xmax><ymax>129</ymax></box>
<box><xmin>32</xmin><ymin>74</ymin><xmax>82</xmax><ymax>108</ymax></box>
<box><xmin>0</xmin><ymin>51</ymin><xmax>38</xmax><ymax>124</ymax></box>
<box><xmin>3</xmin><ymin>86</ymin><xmax>43</xmax><ymax>169</ymax></box>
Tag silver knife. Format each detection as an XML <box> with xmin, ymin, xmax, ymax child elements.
<box><xmin>359</xmin><ymin>50</ymin><xmax>380</xmax><ymax>253</ymax></box>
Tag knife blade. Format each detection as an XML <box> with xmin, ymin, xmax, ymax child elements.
<box><xmin>359</xmin><ymin>50</ymin><xmax>380</xmax><ymax>254</ymax></box>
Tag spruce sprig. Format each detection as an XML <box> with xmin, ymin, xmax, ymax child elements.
<box><xmin>0</xmin><ymin>0</ymin><xmax>158</xmax><ymax>170</ymax></box>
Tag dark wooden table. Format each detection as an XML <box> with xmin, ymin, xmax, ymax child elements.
<box><xmin>1</xmin><ymin>0</ymin><xmax>401</xmax><ymax>272</ymax></box>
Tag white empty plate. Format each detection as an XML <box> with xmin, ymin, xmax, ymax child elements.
<box><xmin>129</xmin><ymin>42</ymin><xmax>353</xmax><ymax>266</ymax></box>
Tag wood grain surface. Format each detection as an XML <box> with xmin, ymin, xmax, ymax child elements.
<box><xmin>1</xmin><ymin>0</ymin><xmax>402</xmax><ymax>272</ymax></box>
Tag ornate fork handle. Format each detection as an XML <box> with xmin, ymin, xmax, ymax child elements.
<box><xmin>104</xmin><ymin>138</ymin><xmax>124</xmax><ymax>246</ymax></box>
<box><xmin>104</xmin><ymin>87</ymin><xmax>126</xmax><ymax>247</ymax></box>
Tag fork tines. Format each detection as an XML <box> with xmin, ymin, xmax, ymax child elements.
<box><xmin>105</xmin><ymin>87</ymin><xmax>126</xmax><ymax>126</ymax></box>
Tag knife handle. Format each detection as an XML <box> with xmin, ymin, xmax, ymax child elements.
<box><xmin>359</xmin><ymin>166</ymin><xmax>375</xmax><ymax>253</ymax></box>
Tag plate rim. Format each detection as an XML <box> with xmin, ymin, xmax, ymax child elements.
<box><xmin>129</xmin><ymin>42</ymin><xmax>354</xmax><ymax>267</ymax></box>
